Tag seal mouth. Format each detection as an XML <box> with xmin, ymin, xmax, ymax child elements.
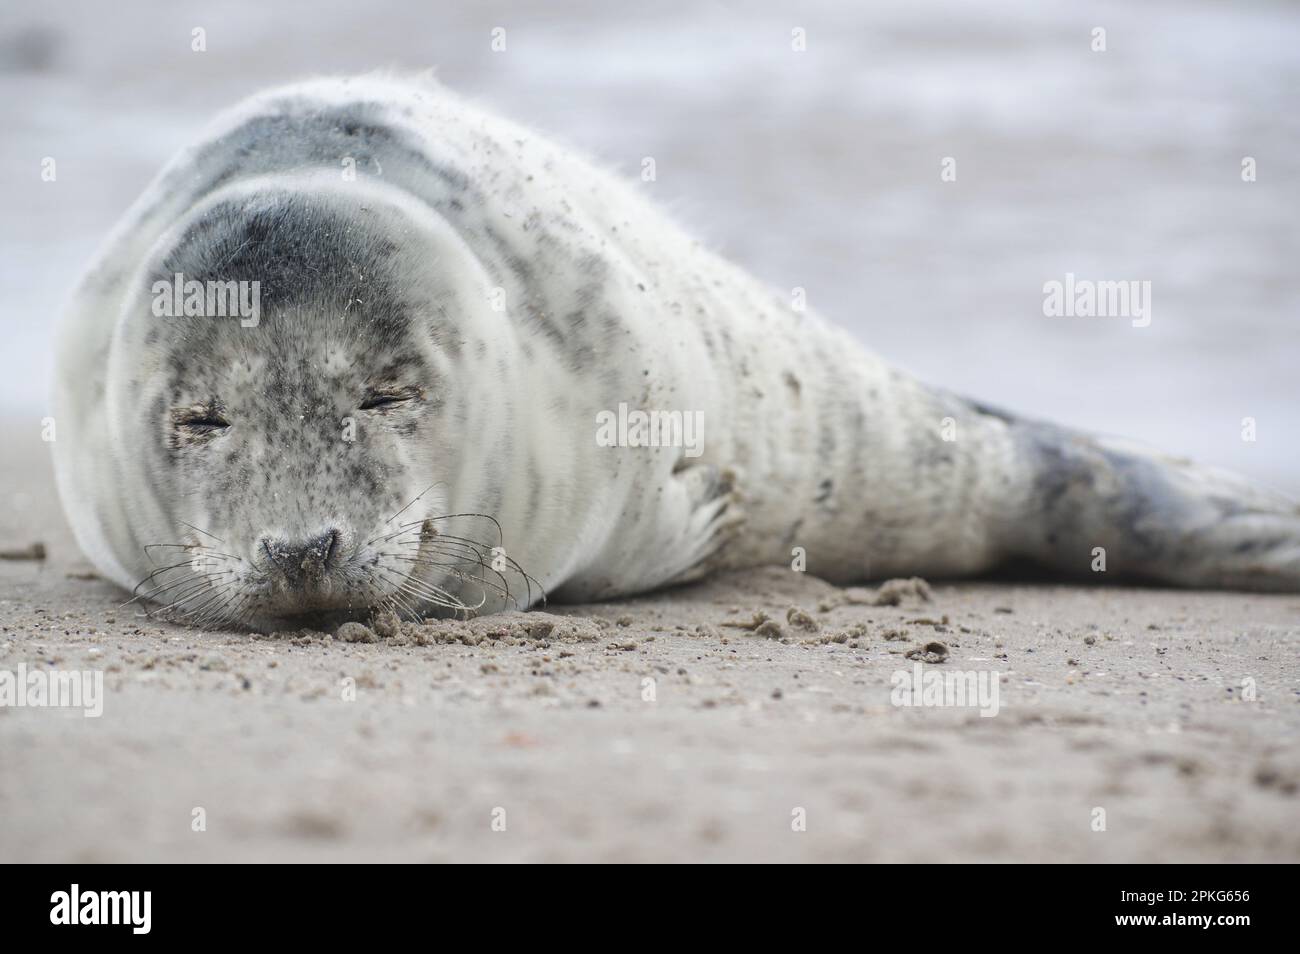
<box><xmin>202</xmin><ymin>519</ymin><xmax>461</xmax><ymax>630</ymax></box>
<box><xmin>132</xmin><ymin>511</ymin><xmax>544</xmax><ymax>632</ymax></box>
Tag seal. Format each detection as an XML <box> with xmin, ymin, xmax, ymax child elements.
<box><xmin>52</xmin><ymin>74</ymin><xmax>1300</xmax><ymax>630</ymax></box>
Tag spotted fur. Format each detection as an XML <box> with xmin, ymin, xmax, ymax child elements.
<box><xmin>52</xmin><ymin>74</ymin><xmax>1300</xmax><ymax>629</ymax></box>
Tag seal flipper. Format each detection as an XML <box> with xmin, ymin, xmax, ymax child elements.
<box><xmin>659</xmin><ymin>463</ymin><xmax>746</xmax><ymax>586</ymax></box>
<box><xmin>1002</xmin><ymin>417</ymin><xmax>1300</xmax><ymax>592</ymax></box>
<box><xmin>553</xmin><ymin>461</ymin><xmax>746</xmax><ymax>602</ymax></box>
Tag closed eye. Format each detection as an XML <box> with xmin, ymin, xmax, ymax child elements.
<box><xmin>359</xmin><ymin>385</ymin><xmax>422</xmax><ymax>411</ymax></box>
<box><xmin>171</xmin><ymin>405</ymin><xmax>231</xmax><ymax>431</ymax></box>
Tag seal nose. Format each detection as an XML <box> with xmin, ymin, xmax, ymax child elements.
<box><xmin>261</xmin><ymin>529</ymin><xmax>340</xmax><ymax>588</ymax></box>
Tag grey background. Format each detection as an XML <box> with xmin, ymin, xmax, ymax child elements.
<box><xmin>1</xmin><ymin>0</ymin><xmax>1297</xmax><ymax>490</ymax></box>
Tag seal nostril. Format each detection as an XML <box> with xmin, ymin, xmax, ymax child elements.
<box><xmin>260</xmin><ymin>529</ymin><xmax>342</xmax><ymax>587</ymax></box>
<box><xmin>260</xmin><ymin>537</ymin><xmax>286</xmax><ymax>573</ymax></box>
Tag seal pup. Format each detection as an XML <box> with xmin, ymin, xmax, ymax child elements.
<box><xmin>52</xmin><ymin>74</ymin><xmax>1300</xmax><ymax>629</ymax></box>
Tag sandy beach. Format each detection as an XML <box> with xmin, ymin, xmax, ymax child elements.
<box><xmin>2</xmin><ymin>422</ymin><xmax>1296</xmax><ymax>863</ymax></box>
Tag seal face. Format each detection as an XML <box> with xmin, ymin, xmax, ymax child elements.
<box><xmin>52</xmin><ymin>75</ymin><xmax>1300</xmax><ymax>630</ymax></box>
<box><xmin>102</xmin><ymin>175</ymin><xmax>536</xmax><ymax>629</ymax></box>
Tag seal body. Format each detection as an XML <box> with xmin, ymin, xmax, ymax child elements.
<box><xmin>53</xmin><ymin>74</ymin><xmax>1300</xmax><ymax>628</ymax></box>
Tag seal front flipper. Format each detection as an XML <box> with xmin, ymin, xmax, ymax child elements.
<box><xmin>659</xmin><ymin>462</ymin><xmax>746</xmax><ymax>587</ymax></box>
<box><xmin>560</xmin><ymin>461</ymin><xmax>746</xmax><ymax>602</ymax></box>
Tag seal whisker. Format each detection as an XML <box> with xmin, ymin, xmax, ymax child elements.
<box><xmin>379</xmin><ymin>545</ymin><xmax>517</xmax><ymax>605</ymax></box>
<box><xmin>137</xmin><ymin>576</ymin><xmax>225</xmax><ymax>623</ymax></box>
<box><xmin>374</xmin><ymin>515</ymin><xmax>538</xmax><ymax>609</ymax></box>
<box><xmin>201</xmin><ymin>575</ymin><xmax>271</xmax><ymax>630</ymax></box>
<box><xmin>391</xmin><ymin>513</ymin><xmax>506</xmax><ymax>548</ymax></box>
<box><xmin>142</xmin><ymin>542</ymin><xmax>240</xmax><ymax>564</ymax></box>
<box><xmin>177</xmin><ymin>521</ymin><xmax>227</xmax><ymax>545</ymax></box>
<box><xmin>396</xmin><ymin>533</ymin><xmax>546</xmax><ymax>607</ymax></box>
<box><xmin>192</xmin><ymin>594</ymin><xmax>245</xmax><ymax>632</ymax></box>
<box><xmin>124</xmin><ymin>559</ymin><xmax>214</xmax><ymax>609</ymax></box>
<box><xmin>221</xmin><ymin>594</ymin><xmax>259</xmax><ymax>631</ymax></box>
<box><xmin>395</xmin><ymin>575</ymin><xmax>482</xmax><ymax>616</ymax></box>
<box><xmin>384</xmin><ymin>537</ymin><xmax>500</xmax><ymax>572</ymax></box>
<box><xmin>382</xmin><ymin>569</ymin><xmax>472</xmax><ymax>614</ymax></box>
<box><xmin>154</xmin><ymin>574</ymin><xmax>238</xmax><ymax>620</ymax></box>
<box><xmin>384</xmin><ymin>553</ymin><xmax>517</xmax><ymax>606</ymax></box>
<box><xmin>129</xmin><ymin>558</ymin><xmax>229</xmax><ymax>602</ymax></box>
<box><xmin>394</xmin><ymin>563</ymin><xmax>495</xmax><ymax>610</ymax></box>
<box><xmin>373</xmin><ymin>564</ymin><xmax>482</xmax><ymax>617</ymax></box>
<box><xmin>364</xmin><ymin>482</ymin><xmax>449</xmax><ymax>547</ymax></box>
<box><xmin>354</xmin><ymin>562</ymin><xmax>424</xmax><ymax>619</ymax></box>
<box><xmin>376</xmin><ymin>579</ymin><xmax>426</xmax><ymax>622</ymax></box>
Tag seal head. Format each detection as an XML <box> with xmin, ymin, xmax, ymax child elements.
<box><xmin>107</xmin><ymin>174</ymin><xmax>525</xmax><ymax>629</ymax></box>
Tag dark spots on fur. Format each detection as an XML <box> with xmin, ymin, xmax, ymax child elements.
<box><xmin>484</xmin><ymin>227</ymin><xmax>535</xmax><ymax>285</ymax></box>
<box><xmin>570</xmin><ymin>344</ymin><xmax>596</xmax><ymax>368</ymax></box>
<box><xmin>1097</xmin><ymin>448</ymin><xmax>1183</xmax><ymax>559</ymax></box>
<box><xmin>699</xmin><ymin>326</ymin><xmax>716</xmax><ymax>354</ymax></box>
<box><xmin>373</xmin><ymin>354</ymin><xmax>420</xmax><ymax>382</ymax></box>
<box><xmin>921</xmin><ymin>445</ymin><xmax>955</xmax><ymax>469</ymax></box>
<box><xmin>573</xmin><ymin>280</ymin><xmax>603</xmax><ymax>310</ymax></box>
<box><xmin>1022</xmin><ymin>427</ymin><xmax>1092</xmax><ymax>516</ymax></box>
<box><xmin>815</xmin><ymin>478</ymin><xmax>833</xmax><ymax>504</ymax></box>
<box><xmin>577</xmin><ymin>252</ymin><xmax>609</xmax><ymax>279</ymax></box>
<box><xmin>393</xmin><ymin>415</ymin><xmax>420</xmax><ymax>438</ymax></box>
<box><xmin>716</xmin><ymin>324</ymin><xmax>735</xmax><ymax>363</ymax></box>
<box><xmin>816</xmin><ymin>412</ymin><xmax>837</xmax><ymax>459</ymax></box>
